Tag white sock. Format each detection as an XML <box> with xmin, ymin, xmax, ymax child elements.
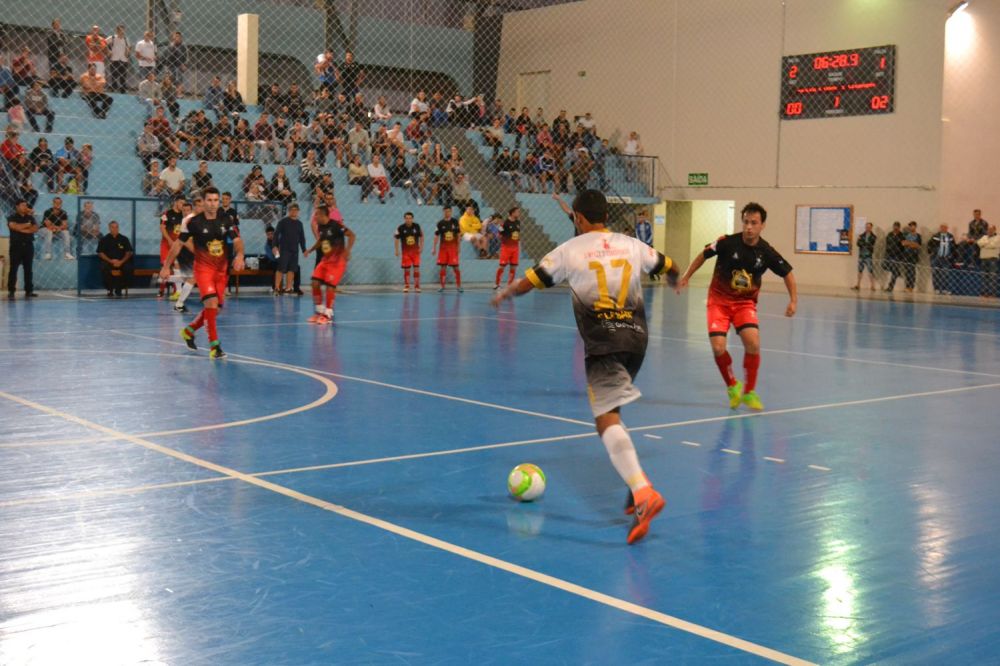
<box><xmin>601</xmin><ymin>424</ymin><xmax>649</xmax><ymax>492</ymax></box>
<box><xmin>176</xmin><ymin>281</ymin><xmax>194</xmax><ymax>306</ymax></box>
<box><xmin>324</xmin><ymin>307</ymin><xmax>333</xmax><ymax>317</ymax></box>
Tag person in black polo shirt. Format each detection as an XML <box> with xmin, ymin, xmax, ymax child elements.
<box><xmin>97</xmin><ymin>220</ymin><xmax>134</xmax><ymax>297</ymax></box>
<box><xmin>7</xmin><ymin>199</ymin><xmax>39</xmax><ymax>299</ymax></box>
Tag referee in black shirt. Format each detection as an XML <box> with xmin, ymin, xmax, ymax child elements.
<box><xmin>7</xmin><ymin>199</ymin><xmax>39</xmax><ymax>299</ymax></box>
<box><xmin>97</xmin><ymin>221</ymin><xmax>134</xmax><ymax>297</ymax></box>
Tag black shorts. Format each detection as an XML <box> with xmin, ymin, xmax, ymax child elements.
<box><xmin>276</xmin><ymin>252</ymin><xmax>299</xmax><ymax>273</ymax></box>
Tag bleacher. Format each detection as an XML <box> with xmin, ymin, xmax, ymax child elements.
<box><xmin>14</xmin><ymin>93</ymin><xmax>524</xmax><ymax>290</ymax></box>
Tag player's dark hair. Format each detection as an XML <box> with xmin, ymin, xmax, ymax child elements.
<box><xmin>741</xmin><ymin>202</ymin><xmax>767</xmax><ymax>223</ymax></box>
<box><xmin>288</xmin><ymin>202</ymin><xmax>299</xmax><ymax>209</ymax></box>
<box><xmin>404</xmin><ymin>211</ymin><xmax>414</xmax><ymax>217</ymax></box>
<box><xmin>571</xmin><ymin>189</ymin><xmax>608</xmax><ymax>225</ymax></box>
<box><xmin>203</xmin><ymin>186</ymin><xmax>220</xmax><ymax>198</ymax></box>
<box><xmin>221</xmin><ymin>191</ymin><xmax>232</xmax><ymax>198</ymax></box>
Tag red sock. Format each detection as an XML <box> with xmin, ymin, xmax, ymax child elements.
<box><xmin>439</xmin><ymin>268</ymin><xmax>446</xmax><ymax>287</ymax></box>
<box><xmin>495</xmin><ymin>266</ymin><xmax>504</xmax><ymax>286</ymax></box>
<box><xmin>312</xmin><ymin>283</ymin><xmax>322</xmax><ymax>305</ymax></box>
<box><xmin>413</xmin><ymin>269</ymin><xmax>420</xmax><ymax>288</ymax></box>
<box><xmin>325</xmin><ymin>287</ymin><xmax>336</xmax><ymax>309</ymax></box>
<box><xmin>714</xmin><ymin>350</ymin><xmax>737</xmax><ymax>387</ymax></box>
<box><xmin>454</xmin><ymin>268</ymin><xmax>462</xmax><ymax>288</ymax></box>
<box><xmin>508</xmin><ymin>266</ymin><xmax>516</xmax><ymax>284</ymax></box>
<box><xmin>189</xmin><ymin>310</ymin><xmax>205</xmax><ymax>331</ymax></box>
<box><xmin>205</xmin><ymin>308</ymin><xmax>218</xmax><ymax>343</ymax></box>
<box><xmin>403</xmin><ymin>268</ymin><xmax>410</xmax><ymax>287</ymax></box>
<box><xmin>158</xmin><ymin>280</ymin><xmax>165</xmax><ymax>296</ymax></box>
<box><xmin>744</xmin><ymin>353</ymin><xmax>760</xmax><ymax>391</ymax></box>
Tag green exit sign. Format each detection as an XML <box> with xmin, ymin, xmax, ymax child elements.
<box><xmin>688</xmin><ymin>173</ymin><xmax>709</xmax><ymax>186</ymax></box>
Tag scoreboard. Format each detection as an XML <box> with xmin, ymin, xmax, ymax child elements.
<box><xmin>780</xmin><ymin>45</ymin><xmax>896</xmax><ymax>120</ymax></box>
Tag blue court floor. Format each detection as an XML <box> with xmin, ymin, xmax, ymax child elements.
<box><xmin>1</xmin><ymin>285</ymin><xmax>999</xmax><ymax>665</ymax></box>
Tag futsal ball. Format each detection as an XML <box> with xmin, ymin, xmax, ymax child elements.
<box><xmin>508</xmin><ymin>463</ymin><xmax>546</xmax><ymax>502</ymax></box>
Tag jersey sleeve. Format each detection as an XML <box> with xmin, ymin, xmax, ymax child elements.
<box><xmin>637</xmin><ymin>239</ymin><xmax>672</xmax><ymax>276</ymax></box>
<box><xmin>525</xmin><ymin>245</ymin><xmax>565</xmax><ymax>289</ymax></box>
<box><xmin>394</xmin><ymin>224</ymin><xmax>401</xmax><ymax>240</ymax></box>
<box><xmin>227</xmin><ymin>221</ymin><xmax>240</xmax><ymax>240</ymax></box>
<box><xmin>765</xmin><ymin>245</ymin><xmax>792</xmax><ymax>277</ymax></box>
<box><xmin>178</xmin><ymin>217</ymin><xmax>192</xmax><ymax>241</ymax></box>
<box><xmin>703</xmin><ymin>235</ymin><xmax>726</xmax><ymax>259</ymax></box>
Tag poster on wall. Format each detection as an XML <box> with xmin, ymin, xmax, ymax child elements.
<box><xmin>794</xmin><ymin>205</ymin><xmax>853</xmax><ymax>254</ymax></box>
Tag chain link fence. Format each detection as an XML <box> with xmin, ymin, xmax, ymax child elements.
<box><xmin>1</xmin><ymin>0</ymin><xmax>663</xmax><ymax>294</ymax></box>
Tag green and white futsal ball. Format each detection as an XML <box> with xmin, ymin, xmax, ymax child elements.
<box><xmin>507</xmin><ymin>463</ymin><xmax>546</xmax><ymax>501</ymax></box>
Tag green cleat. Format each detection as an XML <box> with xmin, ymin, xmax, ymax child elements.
<box><xmin>209</xmin><ymin>342</ymin><xmax>227</xmax><ymax>359</ymax></box>
<box><xmin>180</xmin><ymin>327</ymin><xmax>197</xmax><ymax>350</ymax></box>
<box><xmin>727</xmin><ymin>381</ymin><xmax>743</xmax><ymax>409</ymax></box>
<box><xmin>742</xmin><ymin>390</ymin><xmax>764</xmax><ymax>411</ymax></box>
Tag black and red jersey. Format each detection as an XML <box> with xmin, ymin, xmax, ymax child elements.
<box><xmin>500</xmin><ymin>218</ymin><xmax>521</xmax><ymax>248</ymax></box>
<box><xmin>317</xmin><ymin>221</ymin><xmax>349</xmax><ymax>258</ymax></box>
<box><xmin>435</xmin><ymin>219</ymin><xmax>460</xmax><ymax>246</ymax></box>
<box><xmin>395</xmin><ymin>223</ymin><xmax>422</xmax><ymax>251</ymax></box>
<box><xmin>161</xmin><ymin>209</ymin><xmax>183</xmax><ymax>239</ymax></box>
<box><xmin>179</xmin><ymin>212</ymin><xmax>240</xmax><ymax>272</ymax></box>
<box><xmin>703</xmin><ymin>233</ymin><xmax>791</xmax><ymax>302</ymax></box>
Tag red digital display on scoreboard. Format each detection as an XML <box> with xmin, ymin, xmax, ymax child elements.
<box><xmin>781</xmin><ymin>45</ymin><xmax>895</xmax><ymax>120</ymax></box>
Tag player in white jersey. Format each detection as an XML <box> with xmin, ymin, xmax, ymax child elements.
<box><xmin>492</xmin><ymin>189</ymin><xmax>679</xmax><ymax>544</ymax></box>
<box><xmin>170</xmin><ymin>196</ymin><xmax>202</xmax><ymax>312</ymax></box>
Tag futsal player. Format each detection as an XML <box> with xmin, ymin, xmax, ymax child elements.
<box><xmin>494</xmin><ymin>206</ymin><xmax>521</xmax><ymax>289</ymax></box>
<box><xmin>394</xmin><ymin>211</ymin><xmax>423</xmax><ymax>293</ymax></box>
<box><xmin>304</xmin><ymin>206</ymin><xmax>355</xmax><ymax>324</ymax></box>
<box><xmin>171</xmin><ymin>196</ymin><xmax>201</xmax><ymax>313</ymax></box>
<box><xmin>676</xmin><ymin>202</ymin><xmax>796</xmax><ymax>411</ymax></box>
<box><xmin>492</xmin><ymin>189</ymin><xmax>679</xmax><ymax>545</ymax></box>
<box><xmin>158</xmin><ymin>195</ymin><xmax>184</xmax><ymax>298</ymax></box>
<box><xmin>159</xmin><ymin>187</ymin><xmax>244</xmax><ymax>358</ymax></box>
<box><xmin>432</xmin><ymin>205</ymin><xmax>462</xmax><ymax>292</ymax></box>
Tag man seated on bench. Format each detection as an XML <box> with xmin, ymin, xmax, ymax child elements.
<box><xmin>97</xmin><ymin>220</ymin><xmax>133</xmax><ymax>298</ymax></box>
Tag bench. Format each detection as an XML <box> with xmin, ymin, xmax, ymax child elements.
<box><xmin>128</xmin><ymin>267</ymin><xmax>274</xmax><ymax>295</ymax></box>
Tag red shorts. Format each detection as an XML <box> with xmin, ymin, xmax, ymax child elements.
<box><xmin>195</xmin><ymin>267</ymin><xmax>228</xmax><ymax>306</ymax></box>
<box><xmin>312</xmin><ymin>255</ymin><xmax>346</xmax><ymax>287</ymax></box>
<box><xmin>160</xmin><ymin>239</ymin><xmax>171</xmax><ymax>265</ymax></box>
<box><xmin>437</xmin><ymin>244</ymin><xmax>459</xmax><ymax>266</ymax></box>
<box><xmin>499</xmin><ymin>245</ymin><xmax>520</xmax><ymax>266</ymax></box>
<box><xmin>707</xmin><ymin>297</ymin><xmax>759</xmax><ymax>335</ymax></box>
<box><xmin>401</xmin><ymin>249</ymin><xmax>421</xmax><ymax>269</ymax></box>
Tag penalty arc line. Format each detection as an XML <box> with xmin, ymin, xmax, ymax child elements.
<box><xmin>0</xmin><ymin>388</ymin><xmax>815</xmax><ymax>666</ymax></box>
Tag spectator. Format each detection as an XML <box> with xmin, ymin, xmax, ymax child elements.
<box><xmin>223</xmin><ymin>80</ymin><xmax>246</xmax><ymax>118</ymax></box>
<box><xmin>410</xmin><ymin>156</ymin><xmax>433</xmax><ymax>205</ymax></box>
<box><xmin>901</xmin><ymin>221</ymin><xmax>922</xmax><ymax>293</ymax></box>
<box><xmin>289</xmin><ymin>120</ymin><xmax>308</xmax><ymax>163</ymax></box>
<box><xmin>7</xmin><ymin>199</ymin><xmax>39</xmax><ymax>298</ymax></box>
<box><xmin>335</xmin><ymin>50</ymin><xmax>365</xmax><ymax>98</ymax></box>
<box><xmin>314</xmin><ymin>49</ymin><xmax>336</xmax><ymax>93</ymax></box>
<box><xmin>314</xmin><ymin>171</ymin><xmax>335</xmax><ymax>199</ymax></box>
<box><xmin>203</xmin><ymin>76</ymin><xmax>224</xmax><ymax>119</ymax></box>
<box><xmin>143</xmin><ymin>160</ymin><xmax>168</xmax><ymax>200</ymax></box>
<box><xmin>176</xmin><ymin>110</ymin><xmax>205</xmax><ymax>159</ymax></box>
<box><xmin>853</xmin><ymin>221</ymin><xmax>877</xmax><ymax>291</ymax></box>
<box><xmin>47</xmin><ymin>19</ymin><xmax>71</xmax><ymax>69</ymax></box>
<box><xmin>313</xmin><ymin>86</ymin><xmax>336</xmax><ymax>116</ymax></box>
<box><xmin>269</xmin><ymin>165</ymin><xmax>296</xmax><ymax>204</ymax></box>
<box><xmin>522</xmin><ymin>152</ymin><xmax>539</xmax><ymax>192</ymax></box>
<box><xmin>927</xmin><ymin>224</ymin><xmax>956</xmax><ymax>294</ymax></box>
<box><xmin>481</xmin><ymin>117</ymin><xmax>504</xmax><ymax>157</ymax></box>
<box><xmin>977</xmin><ymin>225</ymin><xmax>999</xmax><ymax>297</ymax></box>
<box><xmin>622</xmin><ymin>130</ymin><xmax>644</xmax><ymax>182</ymax></box>
<box><xmin>590</xmin><ymin>138</ymin><xmax>609</xmax><ymax>189</ymax></box>
<box><xmin>219</xmin><ymin>191</ymin><xmax>240</xmax><ymax>229</ymax></box>
<box><xmin>636</xmin><ymin>211</ymin><xmax>653</xmax><ymax>246</ymax></box>
<box><xmin>513</xmin><ymin>106</ymin><xmax>533</xmax><ymax>149</ymax></box>
<box><xmin>231</xmin><ymin>118</ymin><xmax>253</xmax><ymax>162</ymax></box>
<box><xmin>273</xmin><ymin>202</ymin><xmax>306</xmax><ymax>293</ymax></box>
<box><xmin>76</xmin><ymin>200</ymin><xmax>102</xmax><ymax>251</ymax></box>
<box><xmin>160</xmin><ymin>155</ymin><xmax>186</xmax><ymax>195</ymax></box>
<box><xmin>253</xmin><ymin>112</ymin><xmax>279</xmax><ymax>163</ymax></box>
<box><xmin>388</xmin><ymin>155</ymin><xmax>419</xmax><ymax>203</ymax></box>
<box><xmin>12</xmin><ymin>154</ymin><xmax>37</xmax><ymax>208</ymax></box>
<box><xmin>410</xmin><ymin>90</ymin><xmax>429</xmax><ymax>117</ymax></box>
<box><xmin>305</xmin><ymin>118</ymin><xmax>326</xmax><ymax>165</ymax></box>
<box><xmin>552</xmin><ymin>109</ymin><xmax>570</xmax><ymax>136</ymax></box>
<box><xmin>134</xmin><ymin>30</ymin><xmax>156</xmax><ymax>80</ymax></box>
<box><xmin>347</xmin><ymin>120</ymin><xmax>370</xmax><ymax>162</ymax></box>
<box><xmin>24</xmin><ymin>80</ymin><xmax>55</xmax><ymax>133</ymax></box>
<box><xmin>40</xmin><ymin>196</ymin><xmax>74</xmax><ymax>260</ymax></box>
<box><xmin>882</xmin><ymin>221</ymin><xmax>905</xmax><ymax>292</ymax></box>
<box><xmin>76</xmin><ymin>143</ymin><xmax>93</xmax><ymax>194</ymax></box>
<box><xmin>494</xmin><ymin>147</ymin><xmax>521</xmax><ymax>191</ymax></box>
<box><xmin>97</xmin><ymin>220</ymin><xmax>133</xmax><ymax>297</ymax></box>
<box><xmin>968</xmin><ymin>209</ymin><xmax>988</xmax><ymax>241</ymax></box>
<box><xmin>0</xmin><ymin>57</ymin><xmax>18</xmax><ymax>109</ymax></box>
<box><xmin>367</xmin><ymin>153</ymin><xmax>391</xmax><ymax>203</ymax></box>
<box><xmin>347</xmin><ymin>153</ymin><xmax>372</xmax><ymax>201</ymax></box>
<box><xmin>80</xmin><ymin>64</ymin><xmax>112</xmax><ymax>119</ymax></box>
<box><xmin>84</xmin><ymin>25</ymin><xmax>108</xmax><ymax>77</ymax></box>
<box><xmin>577</xmin><ymin>111</ymin><xmax>596</xmax><ymax>130</ymax></box>
<box><xmin>242</xmin><ymin>164</ymin><xmax>267</xmax><ymax>200</ymax></box>
<box><xmin>272</xmin><ymin>116</ymin><xmax>295</xmax><ymax>164</ymax></box>
<box><xmin>349</xmin><ymin>93</ymin><xmax>368</xmax><ymax>125</ymax></box>
<box><xmin>300</xmin><ymin>149</ymin><xmax>323</xmax><ymax>189</ymax></box>
<box><xmin>106</xmin><ymin>25</ymin><xmax>131</xmax><ymax>93</ymax></box>
<box><xmin>191</xmin><ymin>160</ymin><xmax>214</xmax><ymax>197</ymax></box>
<box><xmin>48</xmin><ymin>54</ymin><xmax>75</xmax><ymax>98</ymax></box>
<box><xmin>446</xmin><ymin>94</ymin><xmax>477</xmax><ymax>127</ymax></box>
<box><xmin>262</xmin><ymin>225</ymin><xmax>276</xmax><ymax>270</ymax></box>
<box><xmin>7</xmin><ymin>99</ymin><xmax>27</xmax><ymax>132</ymax></box>
<box><xmin>160</xmin><ymin>74</ymin><xmax>180</xmax><ymax>121</ymax></box>
<box><xmin>952</xmin><ymin>233</ymin><xmax>980</xmax><ymax>289</ymax></box>
<box><xmin>29</xmin><ymin>137</ymin><xmax>56</xmax><ymax>191</ymax></box>
<box><xmin>262</xmin><ymin>82</ymin><xmax>283</xmax><ymax>117</ymax></box>
<box><xmin>207</xmin><ymin>115</ymin><xmax>233</xmax><ymax>161</ymax></box>
<box><xmin>137</xmin><ymin>70</ymin><xmax>161</xmax><ymax>115</ymax></box>
<box><xmin>284</xmin><ymin>83</ymin><xmax>308</xmax><ymax>122</ymax></box>
<box><xmin>485</xmin><ymin>213</ymin><xmax>502</xmax><ymax>258</ymax></box>
<box><xmin>160</xmin><ymin>32</ymin><xmax>187</xmax><ymax>91</ymax></box>
<box><xmin>148</xmin><ymin>106</ymin><xmax>180</xmax><ymax>156</ymax></box>
<box><xmin>536</xmin><ymin>150</ymin><xmax>558</xmax><ymax>193</ymax></box>
<box><xmin>2</xmin><ymin>127</ymin><xmax>26</xmax><ymax>163</ymax></box>
<box><xmin>459</xmin><ymin>205</ymin><xmax>487</xmax><ymax>257</ymax></box>
<box><xmin>373</xmin><ymin>96</ymin><xmax>392</xmax><ymax>121</ymax></box>
<box><xmin>568</xmin><ymin>147</ymin><xmax>593</xmax><ymax>192</ymax></box>
<box><xmin>53</xmin><ymin>137</ymin><xmax>80</xmax><ymax>192</ymax></box>
<box><xmin>450</xmin><ymin>172</ymin><xmax>477</xmax><ymax>215</ymax></box>
<box><xmin>12</xmin><ymin>48</ymin><xmax>38</xmax><ymax>88</ymax></box>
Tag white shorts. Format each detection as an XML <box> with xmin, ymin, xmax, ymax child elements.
<box><xmin>463</xmin><ymin>232</ymin><xmax>483</xmax><ymax>243</ymax></box>
<box><xmin>585</xmin><ymin>352</ymin><xmax>644</xmax><ymax>417</ymax></box>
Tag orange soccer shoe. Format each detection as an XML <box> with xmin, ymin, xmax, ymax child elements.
<box><xmin>626</xmin><ymin>486</ymin><xmax>666</xmax><ymax>545</ymax></box>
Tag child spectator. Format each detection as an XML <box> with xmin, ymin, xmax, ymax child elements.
<box><xmin>273</xmin><ymin>202</ymin><xmax>306</xmax><ymax>293</ymax></box>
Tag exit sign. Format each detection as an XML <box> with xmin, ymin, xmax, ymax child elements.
<box><xmin>688</xmin><ymin>173</ymin><xmax>709</xmax><ymax>186</ymax></box>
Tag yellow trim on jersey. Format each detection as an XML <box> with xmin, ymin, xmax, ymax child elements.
<box><xmin>661</xmin><ymin>256</ymin><xmax>673</xmax><ymax>274</ymax></box>
<box><xmin>525</xmin><ymin>268</ymin><xmax>546</xmax><ymax>290</ymax></box>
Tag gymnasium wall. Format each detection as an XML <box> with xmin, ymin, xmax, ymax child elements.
<box><xmin>498</xmin><ymin>0</ymin><xmax>961</xmax><ymax>288</ymax></box>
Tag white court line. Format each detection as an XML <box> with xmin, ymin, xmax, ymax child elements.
<box><xmin>0</xmin><ymin>476</ymin><xmax>229</xmax><ymax>508</ymax></box>
<box><xmin>720</xmin><ymin>449</ymin><xmax>742</xmax><ymax>455</ymax></box>
<box><xmin>110</xmin><ymin>329</ymin><xmax>595</xmax><ymax>427</ymax></box>
<box><xmin>643</xmin><ymin>434</ymin><xmax>663</xmax><ymax>440</ymax></box>
<box><xmin>489</xmin><ymin>316</ymin><xmax>1000</xmax><ymax>380</ymax></box>
<box><xmin>0</xmin><ymin>389</ymin><xmax>814</xmax><ymax>666</ymax></box>
<box><xmin>0</xmin><ymin>349</ymin><xmax>339</xmax><ymax>448</ymax></box>
<box><xmin>808</xmin><ymin>465</ymin><xmax>831</xmax><ymax>472</ymax></box>
<box><xmin>763</xmin><ymin>457</ymin><xmax>786</xmax><ymax>464</ymax></box>
<box><xmin>681</xmin><ymin>440</ymin><xmax>702</xmax><ymax>447</ymax></box>
<box><xmin>759</xmin><ymin>312</ymin><xmax>1000</xmax><ymax>339</ymax></box>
